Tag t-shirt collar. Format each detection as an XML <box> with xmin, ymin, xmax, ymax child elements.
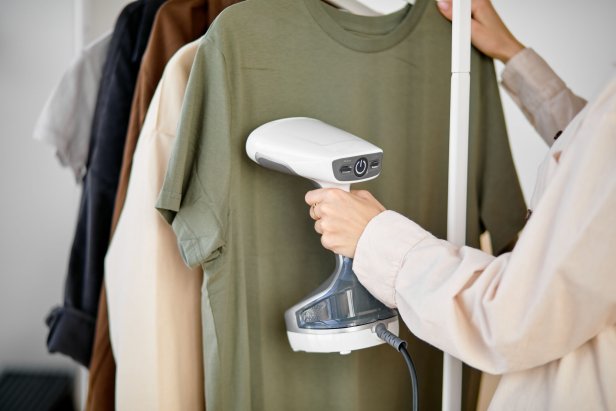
<box><xmin>302</xmin><ymin>0</ymin><xmax>428</xmax><ymax>52</ymax></box>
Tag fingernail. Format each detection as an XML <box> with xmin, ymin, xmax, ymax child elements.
<box><xmin>437</xmin><ymin>1</ymin><xmax>450</xmax><ymax>11</ymax></box>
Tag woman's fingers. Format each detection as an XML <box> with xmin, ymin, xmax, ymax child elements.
<box><xmin>436</xmin><ymin>0</ymin><xmax>453</xmax><ymax>20</ymax></box>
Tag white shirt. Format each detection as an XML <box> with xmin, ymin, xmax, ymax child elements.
<box><xmin>33</xmin><ymin>32</ymin><xmax>111</xmax><ymax>182</ymax></box>
<box><xmin>354</xmin><ymin>49</ymin><xmax>616</xmax><ymax>410</ymax></box>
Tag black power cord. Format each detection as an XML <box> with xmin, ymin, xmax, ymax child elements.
<box><xmin>375</xmin><ymin>323</ymin><xmax>419</xmax><ymax>411</ymax></box>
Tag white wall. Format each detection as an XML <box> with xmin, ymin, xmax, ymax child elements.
<box><xmin>0</xmin><ymin>0</ymin><xmax>614</xmax><ymax>406</ymax></box>
<box><xmin>0</xmin><ymin>0</ymin><xmax>78</xmax><ymax>372</ymax></box>
<box><xmin>0</xmin><ymin>0</ymin><xmax>129</xmax><ymax>405</ymax></box>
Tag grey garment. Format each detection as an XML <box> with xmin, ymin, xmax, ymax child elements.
<box><xmin>33</xmin><ymin>32</ymin><xmax>112</xmax><ymax>182</ymax></box>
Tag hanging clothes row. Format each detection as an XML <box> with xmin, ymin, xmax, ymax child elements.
<box><xmin>37</xmin><ymin>0</ymin><xmax>237</xmax><ymax>409</ymax></box>
<box><xmin>88</xmin><ymin>0</ymin><xmax>234</xmax><ymax>409</ymax></box>
<box><xmin>43</xmin><ymin>0</ymin><xmax>165</xmax><ymax>368</ymax></box>
<box><xmin>36</xmin><ymin>0</ymin><xmax>527</xmax><ymax>410</ymax></box>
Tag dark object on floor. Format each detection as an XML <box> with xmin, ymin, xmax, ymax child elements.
<box><xmin>0</xmin><ymin>370</ymin><xmax>75</xmax><ymax>411</ymax></box>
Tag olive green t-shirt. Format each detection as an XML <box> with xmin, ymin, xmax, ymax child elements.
<box><xmin>157</xmin><ymin>0</ymin><xmax>526</xmax><ymax>410</ymax></box>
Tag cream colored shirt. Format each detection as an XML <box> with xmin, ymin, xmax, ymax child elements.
<box><xmin>105</xmin><ymin>41</ymin><xmax>204</xmax><ymax>411</ymax></box>
<box><xmin>354</xmin><ymin>48</ymin><xmax>616</xmax><ymax>410</ymax></box>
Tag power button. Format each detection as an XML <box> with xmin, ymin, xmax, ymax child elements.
<box><xmin>354</xmin><ymin>157</ymin><xmax>368</xmax><ymax>177</ymax></box>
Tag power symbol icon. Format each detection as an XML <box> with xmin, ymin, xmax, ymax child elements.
<box><xmin>354</xmin><ymin>158</ymin><xmax>368</xmax><ymax>177</ymax></box>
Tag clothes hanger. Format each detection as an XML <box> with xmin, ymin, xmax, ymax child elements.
<box><xmin>324</xmin><ymin>0</ymin><xmax>414</xmax><ymax>17</ymax></box>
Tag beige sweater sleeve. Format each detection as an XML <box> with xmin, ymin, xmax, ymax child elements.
<box><xmin>501</xmin><ymin>48</ymin><xmax>587</xmax><ymax>146</ymax></box>
<box><xmin>353</xmin><ymin>77</ymin><xmax>616</xmax><ymax>374</ymax></box>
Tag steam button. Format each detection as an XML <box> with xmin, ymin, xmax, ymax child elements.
<box><xmin>354</xmin><ymin>158</ymin><xmax>368</xmax><ymax>177</ymax></box>
<box><xmin>340</xmin><ymin>165</ymin><xmax>352</xmax><ymax>174</ymax></box>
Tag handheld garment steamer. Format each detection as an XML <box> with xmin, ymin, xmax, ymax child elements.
<box><xmin>246</xmin><ymin>117</ymin><xmax>399</xmax><ymax>355</ymax></box>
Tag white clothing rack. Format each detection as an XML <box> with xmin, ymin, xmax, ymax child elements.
<box><xmin>444</xmin><ymin>0</ymin><xmax>471</xmax><ymax>409</ymax></box>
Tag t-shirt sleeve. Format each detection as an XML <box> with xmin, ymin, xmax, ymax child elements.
<box><xmin>475</xmin><ymin>57</ymin><xmax>528</xmax><ymax>255</ymax></box>
<box><xmin>156</xmin><ymin>38</ymin><xmax>230</xmax><ymax>268</ymax></box>
<box><xmin>33</xmin><ymin>32</ymin><xmax>111</xmax><ymax>181</ymax></box>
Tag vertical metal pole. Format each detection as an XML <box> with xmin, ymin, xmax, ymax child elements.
<box><xmin>443</xmin><ymin>0</ymin><xmax>471</xmax><ymax>409</ymax></box>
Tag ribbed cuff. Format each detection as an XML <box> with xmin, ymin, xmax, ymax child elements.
<box><xmin>353</xmin><ymin>211</ymin><xmax>430</xmax><ymax>308</ymax></box>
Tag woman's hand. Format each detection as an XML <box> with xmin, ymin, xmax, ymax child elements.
<box><xmin>305</xmin><ymin>189</ymin><xmax>386</xmax><ymax>258</ymax></box>
<box><xmin>436</xmin><ymin>0</ymin><xmax>525</xmax><ymax>63</ymax></box>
